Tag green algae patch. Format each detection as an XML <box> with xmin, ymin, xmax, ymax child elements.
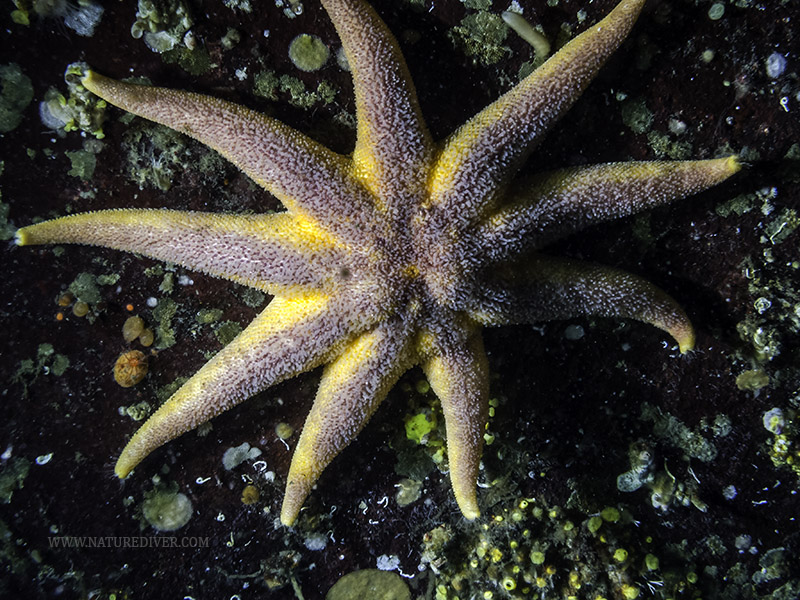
<box><xmin>621</xmin><ymin>97</ymin><xmax>653</xmax><ymax>134</ymax></box>
<box><xmin>253</xmin><ymin>70</ymin><xmax>281</xmax><ymax>101</ymax></box>
<box><xmin>289</xmin><ymin>34</ymin><xmax>330</xmax><ymax>72</ymax></box>
<box><xmin>152</xmin><ymin>297</ymin><xmax>178</xmax><ymax>349</ymax></box>
<box><xmin>716</xmin><ymin>191</ymin><xmax>757</xmax><ymax>217</ymax></box>
<box><xmin>254</xmin><ymin>70</ymin><xmax>338</xmax><ymax>109</ymax></box>
<box><xmin>448</xmin><ymin>12</ymin><xmax>509</xmax><ymax>66</ymax></box>
<box><xmin>462</xmin><ymin>0</ymin><xmax>492</xmax><ymax>9</ymax></box>
<box><xmin>239</xmin><ymin>287</ymin><xmax>266</xmax><ymax>308</ymax></box>
<box><xmin>144</xmin><ymin>264</ymin><xmax>164</xmax><ymax>278</ymax></box>
<box><xmin>97</xmin><ymin>274</ymin><xmax>119</xmax><ymax>286</ymax></box>
<box><xmin>141</xmin><ymin>481</ymin><xmax>193</xmax><ymax>531</ymax></box>
<box><xmin>214</xmin><ymin>320</ymin><xmax>243</xmax><ymax>346</ymax></box>
<box><xmin>196</xmin><ymin>308</ymin><xmax>223</xmax><ymax>324</ymax></box>
<box><xmin>40</xmin><ymin>63</ymin><xmax>107</xmax><ymax>138</ymax></box>
<box><xmin>64</xmin><ymin>270</ymin><xmax>118</xmax><ymax>321</ymax></box>
<box><xmin>647</xmin><ymin>130</ymin><xmax>693</xmax><ymax>160</ymax></box>
<box><xmin>157</xmin><ymin>376</ymin><xmax>189</xmax><ymax>403</ymax></box>
<box><xmin>600</xmin><ymin>506</ymin><xmax>621</xmax><ymax>523</ymax></box>
<box><xmin>396</xmin><ymin>400</ymin><xmax>447</xmax><ymax>482</ymax></box>
<box><xmin>50</xmin><ymin>353</ymin><xmax>70</xmax><ymax>376</ymax></box>
<box><xmin>13</xmin><ymin>344</ymin><xmax>69</xmax><ymax>394</ymax></box>
<box><xmin>327</xmin><ymin>569</ymin><xmax>410</xmax><ymax>600</ymax></box>
<box><xmin>220</xmin><ymin>27</ymin><xmax>241</xmax><ymax>50</ymax></box>
<box><xmin>65</xmin><ymin>150</ymin><xmax>97</xmax><ymax>180</ymax></box>
<box><xmin>131</xmin><ymin>0</ymin><xmax>193</xmax><ymax>54</ymax></box>
<box><xmin>124</xmin><ymin>121</ymin><xmax>226</xmax><ymax>191</ymax></box>
<box><xmin>0</xmin><ymin>168</ymin><xmax>17</xmax><ymax>240</ymax></box>
<box><xmin>129</xmin><ymin>0</ymin><xmax>206</xmax><ymax>72</ymax></box>
<box><xmin>0</xmin><ymin>63</ymin><xmax>33</xmax><ymax>133</ymax></box>
<box><xmin>159</xmin><ymin>271</ymin><xmax>175</xmax><ymax>294</ymax></box>
<box><xmin>394</xmin><ymin>446</ymin><xmax>435</xmax><ymax>482</ymax></box>
<box><xmin>735</xmin><ymin>369</ymin><xmax>769</xmax><ymax>391</ymax></box>
<box><xmin>124</xmin><ymin>124</ymin><xmax>190</xmax><ymax>191</ymax></box>
<box><xmin>405</xmin><ymin>411</ymin><xmax>437</xmax><ymax>444</ymax></box>
<box><xmin>0</xmin><ymin>458</ymin><xmax>31</xmax><ymax>504</ymax></box>
<box><xmin>587</xmin><ymin>515</ymin><xmax>603</xmax><ymax>534</ymax></box>
<box><xmin>518</xmin><ymin>60</ymin><xmax>539</xmax><ymax>81</ymax></box>
<box><xmin>68</xmin><ymin>272</ymin><xmax>102</xmax><ymax>304</ymax></box>
<box><xmin>394</xmin><ymin>478</ymin><xmax>422</xmax><ymax>507</ymax></box>
<box><xmin>35</xmin><ymin>343</ymin><xmax>69</xmax><ymax>376</ymax></box>
<box><xmin>0</xmin><ymin>201</ymin><xmax>14</xmax><ymax>241</ymax></box>
<box><xmin>119</xmin><ymin>400</ymin><xmax>153</xmax><ymax>421</ymax></box>
<box><xmin>162</xmin><ymin>46</ymin><xmax>213</xmax><ymax>76</ymax></box>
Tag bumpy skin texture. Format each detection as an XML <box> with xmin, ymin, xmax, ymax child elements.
<box><xmin>16</xmin><ymin>0</ymin><xmax>740</xmax><ymax>525</ymax></box>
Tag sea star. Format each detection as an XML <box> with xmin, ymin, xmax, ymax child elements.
<box><xmin>17</xmin><ymin>0</ymin><xmax>739</xmax><ymax>525</ymax></box>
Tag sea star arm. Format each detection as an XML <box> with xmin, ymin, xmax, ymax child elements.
<box><xmin>281</xmin><ymin>317</ymin><xmax>416</xmax><ymax>525</ymax></box>
<box><xmin>422</xmin><ymin>329</ymin><xmax>489</xmax><ymax>520</ymax></box>
<box><xmin>480</xmin><ymin>156</ymin><xmax>742</xmax><ymax>261</ymax></box>
<box><xmin>116</xmin><ymin>292</ymin><xmax>368</xmax><ymax>478</ymax></box>
<box><xmin>429</xmin><ymin>0</ymin><xmax>645</xmax><ymax>225</ymax></box>
<box><xmin>81</xmin><ymin>71</ymin><xmax>376</xmax><ymax>243</ymax></box>
<box><xmin>322</xmin><ymin>0</ymin><xmax>434</xmax><ymax>206</ymax></box>
<box><xmin>16</xmin><ymin>210</ymin><xmax>346</xmax><ymax>295</ymax></box>
<box><xmin>469</xmin><ymin>255</ymin><xmax>695</xmax><ymax>353</ymax></box>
